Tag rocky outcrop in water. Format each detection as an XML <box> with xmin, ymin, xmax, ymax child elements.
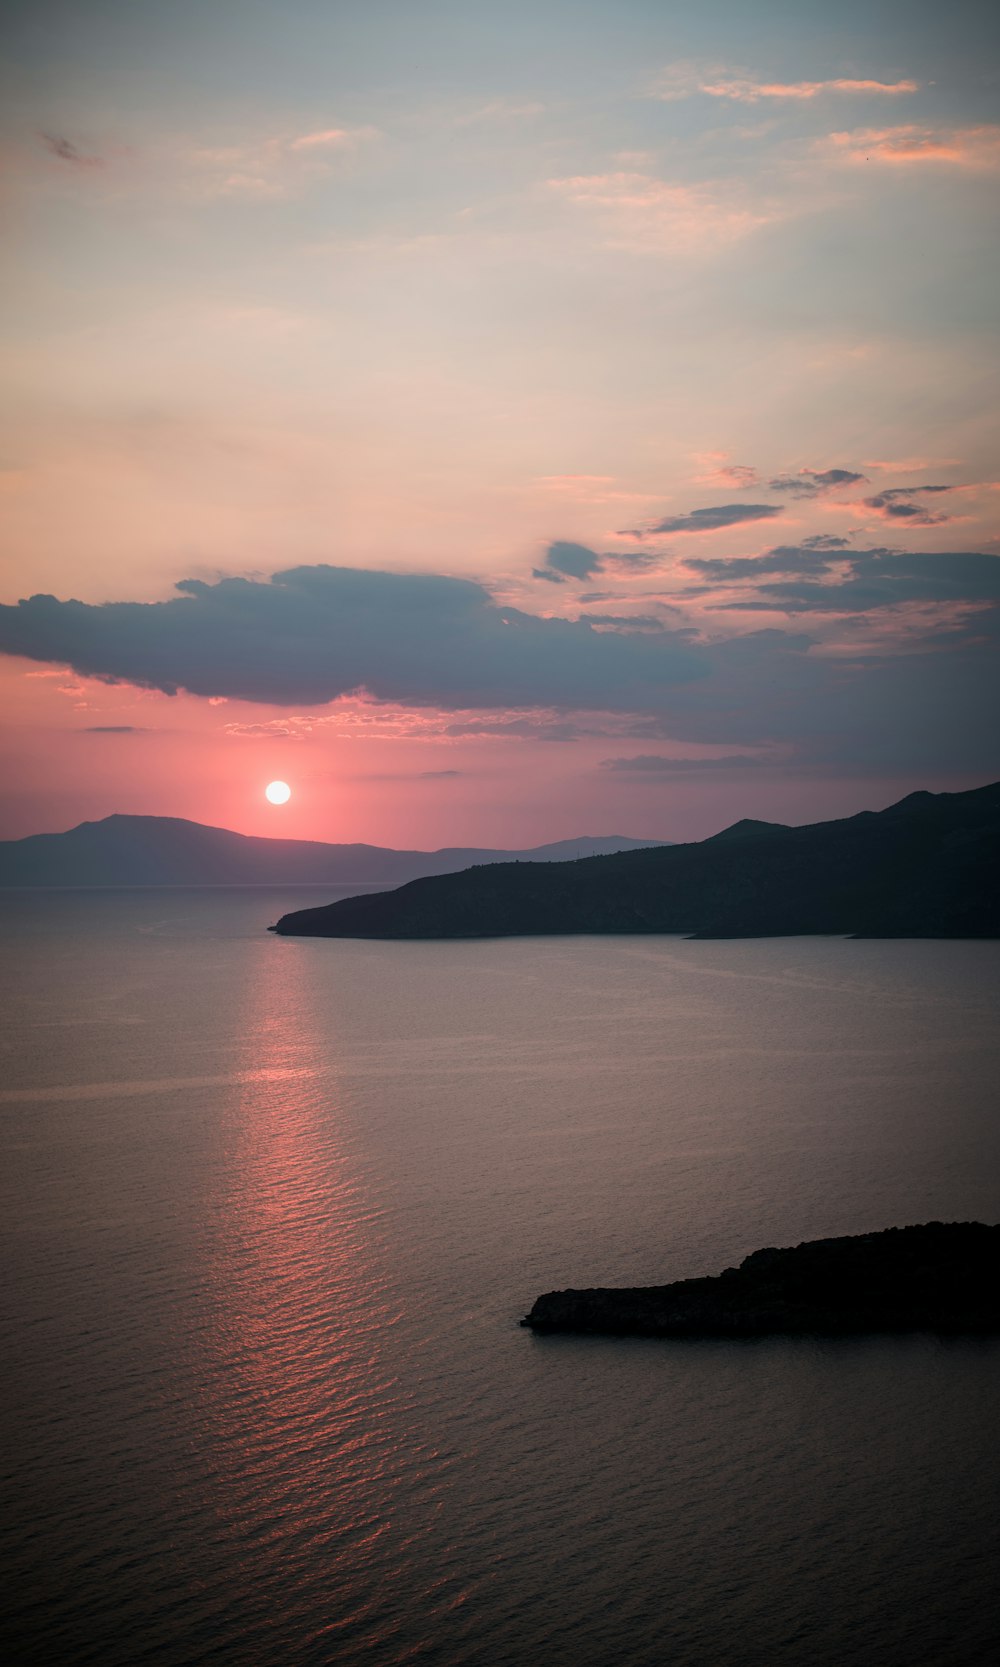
<box><xmin>521</xmin><ymin>1222</ymin><xmax>1000</xmax><ymax>1338</ymax></box>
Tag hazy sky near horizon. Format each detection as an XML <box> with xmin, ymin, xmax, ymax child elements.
<box><xmin>1</xmin><ymin>0</ymin><xmax>998</xmax><ymax>845</ymax></box>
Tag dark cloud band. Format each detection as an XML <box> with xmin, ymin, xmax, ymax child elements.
<box><xmin>2</xmin><ymin>556</ymin><xmax>996</xmax><ymax>778</ymax></box>
<box><xmin>0</xmin><ymin>563</ymin><xmax>707</xmax><ymax>710</ymax></box>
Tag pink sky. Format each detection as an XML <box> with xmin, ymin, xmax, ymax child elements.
<box><xmin>1</xmin><ymin>0</ymin><xmax>998</xmax><ymax>845</ymax></box>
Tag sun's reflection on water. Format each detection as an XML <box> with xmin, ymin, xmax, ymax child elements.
<box><xmin>197</xmin><ymin>939</ymin><xmax>434</xmax><ymax>1650</ymax></box>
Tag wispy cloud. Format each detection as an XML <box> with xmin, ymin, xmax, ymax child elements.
<box><xmin>692</xmin><ymin>453</ymin><xmax>760</xmax><ymax>487</ymax></box>
<box><xmin>699</xmin><ymin>76</ymin><xmax>920</xmax><ymax>103</ymax></box>
<box><xmin>863</xmin><ymin>457</ymin><xmax>961</xmax><ymax>473</ymax></box>
<box><xmin>185</xmin><ymin>123</ymin><xmax>379</xmax><ymax>198</ymax></box>
<box><xmin>860</xmin><ymin>485</ymin><xmax>955</xmax><ymax>525</ymax></box>
<box><xmin>769</xmin><ymin>468</ymin><xmax>867</xmax><ymax>497</ymax></box>
<box><xmin>547</xmin><ymin>170</ymin><xmax>778</xmax><ymax>252</ymax></box>
<box><xmin>685</xmin><ymin>546</ymin><xmax>848</xmax><ymax>583</ymax></box>
<box><xmin>825</xmin><ymin>124</ymin><xmax>1000</xmax><ymax>169</ymax></box>
<box><xmin>443</xmin><ymin>716</ymin><xmax>586</xmax><ymax>743</ymax></box>
<box><xmin>39</xmin><ymin>133</ymin><xmax>103</xmax><ymax>167</ymax></box>
<box><xmin>289</xmin><ymin>126</ymin><xmax>378</xmax><ymax>151</ymax></box>
<box><xmin>452</xmin><ymin>99</ymin><xmax>545</xmax><ymax>126</ymax></box>
<box><xmin>600</xmin><ymin>752</ymin><xmax>773</xmax><ymax>773</ymax></box>
<box><xmin>622</xmin><ymin>503</ymin><xmax>783</xmax><ymax>539</ymax></box>
<box><xmin>654</xmin><ymin>64</ymin><xmax>920</xmax><ymax>103</ymax></box>
<box><xmin>692</xmin><ymin>546</ymin><xmax>1000</xmax><ymax>617</ymax></box>
<box><xmin>223</xmin><ymin>719</ymin><xmax>309</xmax><ymax>737</ymax></box>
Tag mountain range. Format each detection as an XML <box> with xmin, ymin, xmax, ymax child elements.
<box><xmin>271</xmin><ymin>781</ymin><xmax>1000</xmax><ymax>941</ymax></box>
<box><xmin>0</xmin><ymin>814</ymin><xmax>666</xmax><ymax>887</ymax></box>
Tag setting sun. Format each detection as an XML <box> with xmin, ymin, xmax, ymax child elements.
<box><xmin>264</xmin><ymin>780</ymin><xmax>291</xmax><ymax>805</ymax></box>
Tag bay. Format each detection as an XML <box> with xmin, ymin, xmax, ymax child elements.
<box><xmin>2</xmin><ymin>889</ymin><xmax>998</xmax><ymax>1666</ymax></box>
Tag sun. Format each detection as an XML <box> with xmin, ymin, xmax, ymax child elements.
<box><xmin>265</xmin><ymin>780</ymin><xmax>291</xmax><ymax>805</ymax></box>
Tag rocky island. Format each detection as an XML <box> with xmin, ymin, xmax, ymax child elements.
<box><xmin>521</xmin><ymin>1222</ymin><xmax>1000</xmax><ymax>1338</ymax></box>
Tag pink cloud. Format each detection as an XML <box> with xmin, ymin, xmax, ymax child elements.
<box><xmin>700</xmin><ymin>77</ymin><xmax>920</xmax><ymax>103</ymax></box>
<box><xmin>826</xmin><ymin>124</ymin><xmax>1000</xmax><ymax>169</ymax></box>
<box><xmin>692</xmin><ymin>454</ymin><xmax>761</xmax><ymax>487</ymax></box>
<box><xmin>289</xmin><ymin>126</ymin><xmax>379</xmax><ymax>151</ymax></box>
<box><xmin>547</xmin><ymin>171</ymin><xmax>778</xmax><ymax>251</ymax></box>
<box><xmin>653</xmin><ymin>66</ymin><xmax>919</xmax><ymax>103</ymax></box>
<box><xmin>183</xmin><ymin>123</ymin><xmax>378</xmax><ymax>198</ymax></box>
<box><xmin>863</xmin><ymin>457</ymin><xmax>961</xmax><ymax>473</ymax></box>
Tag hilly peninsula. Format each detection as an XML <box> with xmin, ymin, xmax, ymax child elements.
<box><xmin>521</xmin><ymin>1222</ymin><xmax>1000</xmax><ymax>1338</ymax></box>
<box><xmin>0</xmin><ymin>814</ymin><xmax>664</xmax><ymax>888</ymax></box>
<box><xmin>271</xmin><ymin>779</ymin><xmax>999</xmax><ymax>940</ymax></box>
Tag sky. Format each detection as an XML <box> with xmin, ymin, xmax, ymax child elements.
<box><xmin>1</xmin><ymin>0</ymin><xmax>998</xmax><ymax>847</ymax></box>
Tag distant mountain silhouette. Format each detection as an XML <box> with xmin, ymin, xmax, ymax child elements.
<box><xmin>271</xmin><ymin>781</ymin><xmax>1000</xmax><ymax>940</ymax></box>
<box><xmin>0</xmin><ymin>814</ymin><xmax>667</xmax><ymax>887</ymax></box>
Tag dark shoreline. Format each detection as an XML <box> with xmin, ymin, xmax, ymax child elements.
<box><xmin>271</xmin><ymin>781</ymin><xmax>1000</xmax><ymax>942</ymax></box>
<box><xmin>521</xmin><ymin>1223</ymin><xmax>1000</xmax><ymax>1339</ymax></box>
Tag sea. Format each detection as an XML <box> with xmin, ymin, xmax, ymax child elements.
<box><xmin>1</xmin><ymin>887</ymin><xmax>998</xmax><ymax>1667</ymax></box>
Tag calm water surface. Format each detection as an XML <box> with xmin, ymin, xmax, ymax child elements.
<box><xmin>1</xmin><ymin>890</ymin><xmax>998</xmax><ymax>1666</ymax></box>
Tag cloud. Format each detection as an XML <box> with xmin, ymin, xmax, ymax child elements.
<box><xmin>654</xmin><ymin>66</ymin><xmax>919</xmax><ymax>103</ymax></box>
<box><xmin>863</xmin><ymin>457</ymin><xmax>961</xmax><ymax>473</ymax></box>
<box><xmin>646</xmin><ymin>625</ymin><xmax>1000</xmax><ymax>777</ymax></box>
<box><xmin>443</xmin><ymin>716</ymin><xmax>585</xmax><ymax>743</ymax></box>
<box><xmin>452</xmin><ymin>100</ymin><xmax>545</xmax><ymax>126</ymax></box>
<box><xmin>699</xmin><ymin>77</ymin><xmax>920</xmax><ymax>103</ymax></box>
<box><xmin>583</xmin><ymin>614</ymin><xmax>666</xmax><ymax>631</ymax></box>
<box><xmin>533</xmin><ymin>541</ymin><xmax>666</xmax><ymax>584</ymax></box>
<box><xmin>547</xmin><ymin>172</ymin><xmax>778</xmax><ymax>252</ymax></box>
<box><xmin>420</xmin><ymin>769</ymin><xmax>463</xmax><ymax>778</ymax></box>
<box><xmin>223</xmin><ymin>720</ymin><xmax>305</xmax><ymax>737</ymax></box>
<box><xmin>801</xmin><ymin>534</ymin><xmax>852</xmax><ymax>550</ymax></box>
<box><xmin>826</xmin><ymin>124</ymin><xmax>1000</xmax><ymax>169</ymax></box>
<box><xmin>0</xmin><ymin>564</ymin><xmax>707</xmax><ymax>711</ymax></box>
<box><xmin>768</xmin><ymin>468</ymin><xmax>867</xmax><ymax>497</ymax></box>
<box><xmin>5</xmin><ymin>562</ymin><xmax>996</xmax><ymax>780</ymax></box>
<box><xmin>185</xmin><ymin>123</ymin><xmax>378</xmax><ymax>198</ymax></box>
<box><xmin>534</xmin><ymin>540</ymin><xmax>605</xmax><ymax>583</ymax></box>
<box><xmin>622</xmin><ymin>503</ymin><xmax>783</xmax><ymax>539</ymax></box>
<box><xmin>712</xmin><ymin>464</ymin><xmax>760</xmax><ymax>488</ymax></box>
<box><xmin>707</xmin><ymin>548</ymin><xmax>1000</xmax><ymax>615</ymax></box>
<box><xmin>685</xmin><ymin>545</ymin><xmax>847</xmax><ymax>582</ymax></box>
<box><xmin>600</xmin><ymin>753</ymin><xmax>771</xmax><ymax>774</ymax></box>
<box><xmin>40</xmin><ymin>133</ymin><xmax>102</xmax><ymax>167</ymax></box>
<box><xmin>289</xmin><ymin>126</ymin><xmax>378</xmax><ymax>151</ymax></box>
<box><xmin>861</xmin><ymin>486</ymin><xmax>955</xmax><ymax>525</ymax></box>
<box><xmin>691</xmin><ymin>453</ymin><xmax>761</xmax><ymax>488</ymax></box>
<box><xmin>82</xmin><ymin>724</ymin><xmax>147</xmax><ymax>733</ymax></box>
